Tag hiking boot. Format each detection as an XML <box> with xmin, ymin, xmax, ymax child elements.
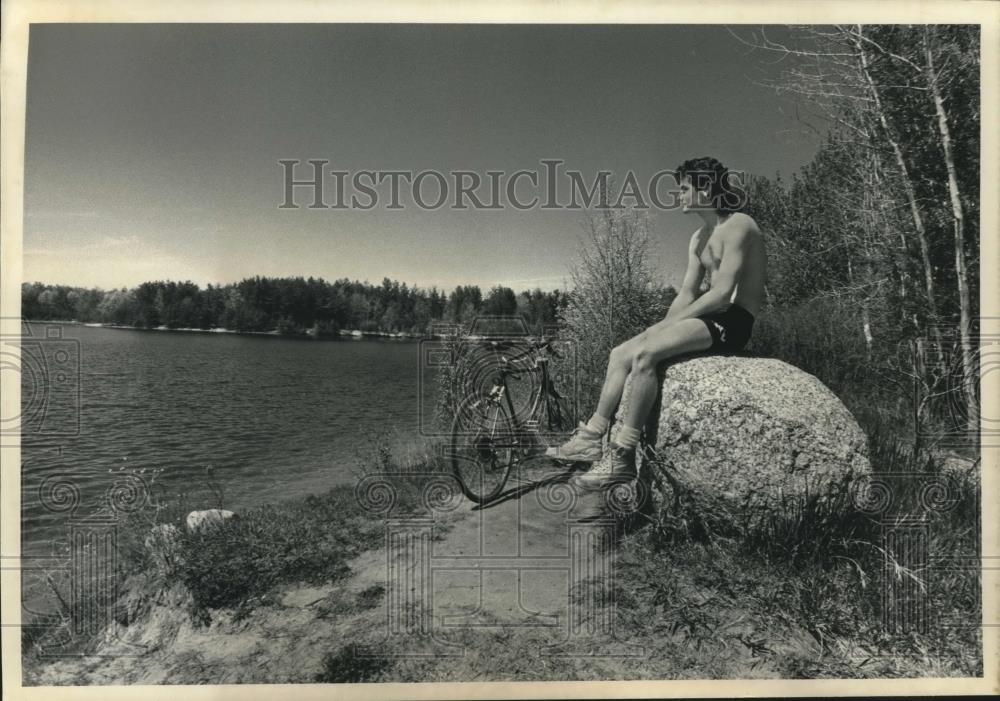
<box><xmin>572</xmin><ymin>443</ymin><xmax>636</xmax><ymax>489</ymax></box>
<box><xmin>544</xmin><ymin>422</ymin><xmax>603</xmax><ymax>463</ymax></box>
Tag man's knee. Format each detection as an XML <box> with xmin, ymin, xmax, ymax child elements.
<box><xmin>631</xmin><ymin>345</ymin><xmax>657</xmax><ymax>374</ymax></box>
<box><xmin>609</xmin><ymin>340</ymin><xmax>635</xmax><ymax>367</ymax></box>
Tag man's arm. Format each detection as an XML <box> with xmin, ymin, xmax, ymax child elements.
<box><xmin>664</xmin><ymin>230</ymin><xmax>704</xmax><ymax>322</ymax></box>
<box><xmin>669</xmin><ymin>227</ymin><xmax>749</xmax><ymax>323</ymax></box>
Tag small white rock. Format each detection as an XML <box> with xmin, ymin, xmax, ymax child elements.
<box><xmin>185</xmin><ymin>509</ymin><xmax>237</xmax><ymax>533</ymax></box>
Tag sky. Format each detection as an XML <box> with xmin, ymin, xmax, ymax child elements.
<box><xmin>23</xmin><ymin>23</ymin><xmax>824</xmax><ymax>293</ymax></box>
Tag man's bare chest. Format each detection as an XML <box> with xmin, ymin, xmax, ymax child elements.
<box><xmin>695</xmin><ymin>234</ymin><xmax>724</xmax><ymax>273</ymax></box>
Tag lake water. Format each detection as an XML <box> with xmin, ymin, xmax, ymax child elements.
<box><xmin>19</xmin><ymin>322</ymin><xmax>441</xmax><ymax>559</ymax></box>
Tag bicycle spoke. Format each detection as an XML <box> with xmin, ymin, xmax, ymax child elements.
<box><xmin>450</xmin><ymin>396</ymin><xmax>514</xmax><ymax>503</ymax></box>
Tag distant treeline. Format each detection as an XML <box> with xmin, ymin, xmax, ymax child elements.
<box><xmin>21</xmin><ymin>277</ymin><xmax>571</xmax><ymax>336</ymax></box>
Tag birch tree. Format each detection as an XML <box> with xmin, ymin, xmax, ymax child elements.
<box><xmin>731</xmin><ymin>24</ymin><xmax>980</xmax><ymax>440</ymax></box>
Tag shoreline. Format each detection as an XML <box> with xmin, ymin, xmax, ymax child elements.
<box><xmin>24</xmin><ymin>319</ymin><xmax>431</xmax><ymax>340</ymax></box>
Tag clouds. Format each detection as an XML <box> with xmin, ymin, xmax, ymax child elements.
<box><xmin>24</xmin><ymin>235</ymin><xmax>214</xmax><ymax>290</ymax></box>
<box><xmin>24</xmin><ymin>234</ymin><xmax>139</xmax><ymax>257</ymax></box>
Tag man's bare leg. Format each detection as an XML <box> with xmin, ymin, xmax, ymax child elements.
<box><xmin>593</xmin><ymin>336</ymin><xmax>642</xmax><ymax>422</ymax></box>
<box><xmin>574</xmin><ymin>318</ymin><xmax>712</xmax><ymax>487</ymax></box>
<box><xmin>593</xmin><ymin>315</ymin><xmax>678</xmax><ymax>421</ymax></box>
<box><xmin>548</xmin><ymin>320</ymin><xmax>676</xmax><ymax>463</ymax></box>
<box><xmin>622</xmin><ymin>318</ymin><xmax>713</xmax><ymax>431</ymax></box>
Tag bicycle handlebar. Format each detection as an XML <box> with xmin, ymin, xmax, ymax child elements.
<box><xmin>458</xmin><ymin>336</ymin><xmax>564</xmax><ymax>368</ymax></box>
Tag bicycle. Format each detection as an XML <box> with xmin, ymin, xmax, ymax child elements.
<box><xmin>448</xmin><ymin>336</ymin><xmax>573</xmax><ymax>503</ymax></box>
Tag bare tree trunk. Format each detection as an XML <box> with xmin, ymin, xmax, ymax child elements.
<box><xmin>856</xmin><ymin>153</ymin><xmax>880</xmax><ymax>356</ymax></box>
<box><xmin>847</xmin><ymin>258</ymin><xmax>874</xmax><ymax>355</ymax></box>
<box><xmin>870</xmin><ymin>147</ymin><xmax>918</xmax><ymax>332</ymax></box>
<box><xmin>924</xmin><ymin>28</ymin><xmax>977</xmax><ymax>443</ymax></box>
<box><xmin>855</xmin><ymin>28</ymin><xmax>941</xmax><ymax>340</ymax></box>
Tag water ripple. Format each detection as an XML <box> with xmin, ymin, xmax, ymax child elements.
<box><xmin>20</xmin><ymin>323</ymin><xmax>436</xmax><ymax>554</ymax></box>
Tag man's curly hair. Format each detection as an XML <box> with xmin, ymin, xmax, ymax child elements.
<box><xmin>675</xmin><ymin>156</ymin><xmax>747</xmax><ymax>214</ymax></box>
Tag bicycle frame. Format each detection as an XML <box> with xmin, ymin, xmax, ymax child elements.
<box><xmin>488</xmin><ymin>343</ymin><xmax>566</xmax><ymax>444</ymax></box>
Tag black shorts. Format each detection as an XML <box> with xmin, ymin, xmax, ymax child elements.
<box><xmin>697</xmin><ymin>303</ymin><xmax>755</xmax><ymax>352</ymax></box>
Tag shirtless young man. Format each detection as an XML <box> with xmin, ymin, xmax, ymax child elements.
<box><xmin>546</xmin><ymin>156</ymin><xmax>767</xmax><ymax>487</ymax></box>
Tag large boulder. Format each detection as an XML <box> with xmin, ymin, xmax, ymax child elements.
<box><xmin>604</xmin><ymin>355</ymin><xmax>870</xmax><ymax>518</ymax></box>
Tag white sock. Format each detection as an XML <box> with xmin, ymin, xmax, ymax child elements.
<box><xmin>585</xmin><ymin>414</ymin><xmax>610</xmax><ymax>435</ymax></box>
<box><xmin>616</xmin><ymin>425</ymin><xmax>641</xmax><ymax>450</ymax></box>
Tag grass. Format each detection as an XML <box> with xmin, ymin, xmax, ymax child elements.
<box><xmin>746</xmin><ymin>298</ymin><xmax>981</xmax><ymax>674</ymax></box>
<box><xmin>173</xmin><ymin>494</ymin><xmax>370</xmax><ymax>624</ymax></box>
<box><xmin>619</xmin><ymin>394</ymin><xmax>982</xmax><ymax>678</ymax></box>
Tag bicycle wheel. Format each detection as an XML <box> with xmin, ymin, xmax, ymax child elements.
<box><xmin>449</xmin><ymin>392</ymin><xmax>517</xmax><ymax>503</ymax></box>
